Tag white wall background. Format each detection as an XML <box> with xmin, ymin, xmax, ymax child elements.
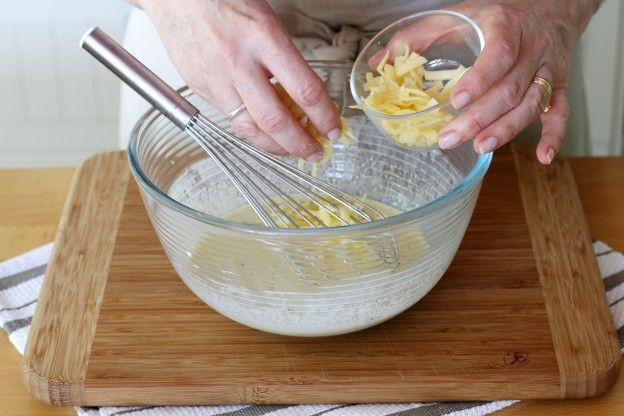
<box><xmin>0</xmin><ymin>0</ymin><xmax>622</xmax><ymax>167</ymax></box>
<box><xmin>0</xmin><ymin>0</ymin><xmax>129</xmax><ymax>167</ymax></box>
<box><xmin>581</xmin><ymin>0</ymin><xmax>624</xmax><ymax>156</ymax></box>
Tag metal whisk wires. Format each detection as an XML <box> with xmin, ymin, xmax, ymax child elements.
<box><xmin>81</xmin><ymin>27</ymin><xmax>383</xmax><ymax>228</ymax></box>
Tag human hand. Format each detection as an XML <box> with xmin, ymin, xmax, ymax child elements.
<box><xmin>388</xmin><ymin>0</ymin><xmax>600</xmax><ymax>164</ymax></box>
<box><xmin>137</xmin><ymin>0</ymin><xmax>342</xmax><ymax>160</ymax></box>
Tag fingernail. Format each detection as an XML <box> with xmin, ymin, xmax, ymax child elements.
<box><xmin>451</xmin><ymin>91</ymin><xmax>471</xmax><ymax>110</ymax></box>
<box><xmin>438</xmin><ymin>131</ymin><xmax>462</xmax><ymax>149</ymax></box>
<box><xmin>327</xmin><ymin>128</ymin><xmax>341</xmax><ymax>141</ymax></box>
<box><xmin>478</xmin><ymin>137</ymin><xmax>498</xmax><ymax>154</ymax></box>
<box><xmin>306</xmin><ymin>151</ymin><xmax>323</xmax><ymax>162</ymax></box>
<box><xmin>546</xmin><ymin>148</ymin><xmax>555</xmax><ymax>165</ymax></box>
<box><xmin>391</xmin><ymin>40</ymin><xmax>408</xmax><ymax>56</ymax></box>
<box><xmin>369</xmin><ymin>47</ymin><xmax>389</xmax><ymax>68</ymax></box>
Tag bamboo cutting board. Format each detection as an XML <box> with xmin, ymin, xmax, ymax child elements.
<box><xmin>22</xmin><ymin>145</ymin><xmax>620</xmax><ymax>406</ymax></box>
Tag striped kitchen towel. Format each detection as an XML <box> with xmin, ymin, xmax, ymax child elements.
<box><xmin>2</xmin><ymin>241</ymin><xmax>623</xmax><ymax>416</ymax></box>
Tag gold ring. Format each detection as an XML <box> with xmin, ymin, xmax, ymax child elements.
<box><xmin>532</xmin><ymin>76</ymin><xmax>552</xmax><ymax>113</ymax></box>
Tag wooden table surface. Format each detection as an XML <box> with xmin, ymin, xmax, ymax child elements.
<box><xmin>1</xmin><ymin>155</ymin><xmax>623</xmax><ymax>416</ymax></box>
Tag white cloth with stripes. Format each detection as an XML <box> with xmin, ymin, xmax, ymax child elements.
<box><xmin>2</xmin><ymin>241</ymin><xmax>623</xmax><ymax>416</ymax></box>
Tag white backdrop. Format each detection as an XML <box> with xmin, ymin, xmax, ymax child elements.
<box><xmin>0</xmin><ymin>0</ymin><xmax>622</xmax><ymax>167</ymax></box>
<box><xmin>0</xmin><ymin>0</ymin><xmax>129</xmax><ymax>167</ymax></box>
<box><xmin>581</xmin><ymin>0</ymin><xmax>624</xmax><ymax>156</ymax></box>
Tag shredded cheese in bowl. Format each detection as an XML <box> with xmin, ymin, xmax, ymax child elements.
<box><xmin>351</xmin><ymin>46</ymin><xmax>469</xmax><ymax>148</ymax></box>
<box><xmin>259</xmin><ymin>83</ymin><xmax>361</xmax><ymax>227</ymax></box>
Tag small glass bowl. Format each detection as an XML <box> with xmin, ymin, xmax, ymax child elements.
<box><xmin>350</xmin><ymin>10</ymin><xmax>484</xmax><ymax>150</ymax></box>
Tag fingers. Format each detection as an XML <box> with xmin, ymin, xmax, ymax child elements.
<box><xmin>386</xmin><ymin>14</ymin><xmax>469</xmax><ymax>58</ymax></box>
<box><xmin>230</xmin><ymin>111</ymin><xmax>289</xmax><ymax>156</ymax></box>
<box><xmin>145</xmin><ymin>1</ymin><xmax>326</xmax><ymax>159</ymax></box>
<box><xmin>470</xmin><ymin>66</ymin><xmax>553</xmax><ymax>155</ymax></box>
<box><xmin>367</xmin><ymin>46</ymin><xmax>389</xmax><ymax>70</ymax></box>
<box><xmin>195</xmin><ymin>76</ymin><xmax>288</xmax><ymax>155</ymax></box>
<box><xmin>235</xmin><ymin>66</ymin><xmax>323</xmax><ymax>161</ymax></box>
<box><xmin>449</xmin><ymin>13</ymin><xmax>522</xmax><ymax>110</ymax></box>
<box><xmin>261</xmin><ymin>36</ymin><xmax>342</xmax><ymax>140</ymax></box>
<box><xmin>369</xmin><ymin>14</ymin><xmax>473</xmax><ymax>69</ymax></box>
<box><xmin>213</xmin><ymin>24</ymin><xmax>335</xmax><ymax>158</ymax></box>
<box><xmin>361</xmin><ymin>4</ymin><xmax>570</xmax><ymax>167</ymax></box>
<box><xmin>536</xmin><ymin>88</ymin><xmax>568</xmax><ymax>165</ymax></box>
<box><xmin>439</xmin><ymin>57</ymin><xmax>541</xmax><ymax>149</ymax></box>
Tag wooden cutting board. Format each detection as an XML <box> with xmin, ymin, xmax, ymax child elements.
<box><xmin>22</xmin><ymin>144</ymin><xmax>620</xmax><ymax>406</ymax></box>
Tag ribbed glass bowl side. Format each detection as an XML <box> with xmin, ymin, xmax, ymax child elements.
<box><xmin>128</xmin><ymin>79</ymin><xmax>490</xmax><ymax>337</ymax></box>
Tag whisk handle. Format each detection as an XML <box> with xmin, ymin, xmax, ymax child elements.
<box><xmin>80</xmin><ymin>27</ymin><xmax>198</xmax><ymax>129</ymax></box>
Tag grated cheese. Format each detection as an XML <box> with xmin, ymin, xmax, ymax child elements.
<box><xmin>352</xmin><ymin>46</ymin><xmax>470</xmax><ymax>147</ymax></box>
<box><xmin>275</xmin><ymin>84</ymin><xmax>354</xmax><ymax>176</ymax></box>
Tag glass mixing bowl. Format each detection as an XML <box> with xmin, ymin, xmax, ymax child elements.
<box><xmin>128</xmin><ymin>63</ymin><xmax>491</xmax><ymax>337</ymax></box>
<box><xmin>350</xmin><ymin>10</ymin><xmax>484</xmax><ymax>150</ymax></box>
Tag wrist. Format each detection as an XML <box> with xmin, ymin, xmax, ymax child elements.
<box><xmin>567</xmin><ymin>0</ymin><xmax>602</xmax><ymax>38</ymax></box>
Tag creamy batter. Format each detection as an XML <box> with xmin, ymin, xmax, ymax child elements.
<box><xmin>182</xmin><ymin>198</ymin><xmax>433</xmax><ymax>336</ymax></box>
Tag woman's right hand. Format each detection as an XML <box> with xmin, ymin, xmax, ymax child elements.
<box><xmin>136</xmin><ymin>0</ymin><xmax>342</xmax><ymax>161</ymax></box>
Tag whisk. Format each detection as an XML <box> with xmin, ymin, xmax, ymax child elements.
<box><xmin>81</xmin><ymin>27</ymin><xmax>384</xmax><ymax>228</ymax></box>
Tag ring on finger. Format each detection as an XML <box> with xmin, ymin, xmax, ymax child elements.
<box><xmin>532</xmin><ymin>76</ymin><xmax>552</xmax><ymax>113</ymax></box>
<box><xmin>224</xmin><ymin>103</ymin><xmax>247</xmax><ymax>121</ymax></box>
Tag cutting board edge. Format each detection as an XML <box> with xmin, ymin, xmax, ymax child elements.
<box><xmin>80</xmin><ymin>381</ymin><xmax>564</xmax><ymax>406</ymax></box>
<box><xmin>512</xmin><ymin>145</ymin><xmax>621</xmax><ymax>398</ymax></box>
<box><xmin>22</xmin><ymin>151</ymin><xmax>130</xmax><ymax>406</ymax></box>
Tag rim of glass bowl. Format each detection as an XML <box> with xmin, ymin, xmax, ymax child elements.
<box><xmin>128</xmin><ymin>86</ymin><xmax>492</xmax><ymax>236</ymax></box>
<box><xmin>349</xmin><ymin>10</ymin><xmax>485</xmax><ymax>120</ymax></box>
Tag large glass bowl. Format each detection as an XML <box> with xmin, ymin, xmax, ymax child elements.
<box><xmin>128</xmin><ymin>62</ymin><xmax>491</xmax><ymax>337</ymax></box>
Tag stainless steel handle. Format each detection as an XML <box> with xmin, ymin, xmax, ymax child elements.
<box><xmin>80</xmin><ymin>26</ymin><xmax>198</xmax><ymax>129</ymax></box>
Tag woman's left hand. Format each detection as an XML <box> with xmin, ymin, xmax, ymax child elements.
<box><xmin>425</xmin><ymin>0</ymin><xmax>600</xmax><ymax>164</ymax></box>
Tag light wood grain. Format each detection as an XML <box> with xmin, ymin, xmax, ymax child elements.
<box><xmin>16</xmin><ymin>145</ymin><xmax>617</xmax><ymax>406</ymax></box>
<box><xmin>0</xmin><ymin>167</ymin><xmax>75</xmax><ymax>416</ymax></box>
<box><xmin>1</xmin><ymin>150</ymin><xmax>623</xmax><ymax>415</ymax></box>
<box><xmin>84</xmin><ymin>147</ymin><xmax>554</xmax><ymax>403</ymax></box>
<box><xmin>0</xmin><ymin>167</ymin><xmax>75</xmax><ymax>260</ymax></box>
<box><xmin>512</xmin><ymin>146</ymin><xmax>620</xmax><ymax>398</ymax></box>
<box><xmin>568</xmin><ymin>158</ymin><xmax>624</xmax><ymax>252</ymax></box>
<box><xmin>495</xmin><ymin>155</ymin><xmax>624</xmax><ymax>416</ymax></box>
<box><xmin>22</xmin><ymin>152</ymin><xmax>130</xmax><ymax>405</ymax></box>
